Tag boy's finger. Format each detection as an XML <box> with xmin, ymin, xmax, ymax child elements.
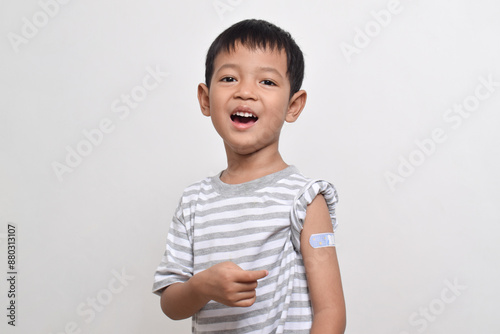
<box><xmin>235</xmin><ymin>281</ymin><xmax>258</xmax><ymax>292</ymax></box>
<box><xmin>239</xmin><ymin>269</ymin><xmax>268</xmax><ymax>282</ymax></box>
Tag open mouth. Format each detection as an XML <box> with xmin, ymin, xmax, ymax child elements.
<box><xmin>230</xmin><ymin>111</ymin><xmax>258</xmax><ymax>125</ymax></box>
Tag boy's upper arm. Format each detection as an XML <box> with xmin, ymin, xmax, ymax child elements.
<box><xmin>300</xmin><ymin>194</ymin><xmax>345</xmax><ymax>315</ymax></box>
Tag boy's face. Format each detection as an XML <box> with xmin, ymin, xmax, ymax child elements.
<box><xmin>198</xmin><ymin>43</ymin><xmax>306</xmax><ymax>156</ymax></box>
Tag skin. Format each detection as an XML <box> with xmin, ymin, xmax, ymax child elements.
<box><xmin>161</xmin><ymin>43</ymin><xmax>346</xmax><ymax>333</ymax></box>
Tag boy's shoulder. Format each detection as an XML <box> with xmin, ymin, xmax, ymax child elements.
<box><xmin>176</xmin><ymin>174</ymin><xmax>216</xmax><ymax>200</ymax></box>
<box><xmin>183</xmin><ymin>174</ymin><xmax>216</xmax><ymax>192</ymax></box>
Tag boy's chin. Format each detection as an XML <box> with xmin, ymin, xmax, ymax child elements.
<box><xmin>224</xmin><ymin>140</ymin><xmax>278</xmax><ymax>157</ymax></box>
<box><xmin>226</xmin><ymin>145</ymin><xmax>259</xmax><ymax>156</ymax></box>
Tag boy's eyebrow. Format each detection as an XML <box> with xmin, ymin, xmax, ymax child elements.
<box><xmin>214</xmin><ymin>63</ymin><xmax>239</xmax><ymax>74</ymax></box>
<box><xmin>215</xmin><ymin>64</ymin><xmax>284</xmax><ymax>79</ymax></box>
<box><xmin>257</xmin><ymin>66</ymin><xmax>284</xmax><ymax>79</ymax></box>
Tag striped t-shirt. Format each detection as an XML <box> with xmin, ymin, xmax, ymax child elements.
<box><xmin>153</xmin><ymin>166</ymin><xmax>338</xmax><ymax>333</ymax></box>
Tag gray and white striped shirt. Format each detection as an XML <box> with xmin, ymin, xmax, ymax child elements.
<box><xmin>153</xmin><ymin>166</ymin><xmax>338</xmax><ymax>333</ymax></box>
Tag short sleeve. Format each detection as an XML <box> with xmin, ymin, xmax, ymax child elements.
<box><xmin>290</xmin><ymin>180</ymin><xmax>339</xmax><ymax>251</ymax></box>
<box><xmin>152</xmin><ymin>199</ymin><xmax>194</xmax><ymax>296</ymax></box>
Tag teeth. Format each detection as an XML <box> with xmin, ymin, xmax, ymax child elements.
<box><xmin>233</xmin><ymin>111</ymin><xmax>257</xmax><ymax>118</ymax></box>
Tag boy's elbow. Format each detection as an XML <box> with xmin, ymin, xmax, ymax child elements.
<box><xmin>160</xmin><ymin>287</ymin><xmax>185</xmax><ymax>320</ymax></box>
<box><xmin>335</xmin><ymin>309</ymin><xmax>347</xmax><ymax>333</ymax></box>
<box><xmin>160</xmin><ymin>303</ymin><xmax>177</xmax><ymax>320</ymax></box>
<box><xmin>162</xmin><ymin>308</ymin><xmax>189</xmax><ymax>321</ymax></box>
<box><xmin>160</xmin><ymin>284</ymin><xmax>197</xmax><ymax>321</ymax></box>
<box><xmin>313</xmin><ymin>306</ymin><xmax>346</xmax><ymax>334</ymax></box>
<box><xmin>161</xmin><ymin>300</ymin><xmax>189</xmax><ymax>321</ymax></box>
<box><xmin>332</xmin><ymin>303</ymin><xmax>346</xmax><ymax>332</ymax></box>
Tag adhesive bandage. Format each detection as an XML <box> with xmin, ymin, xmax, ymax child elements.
<box><xmin>309</xmin><ymin>233</ymin><xmax>335</xmax><ymax>248</ymax></box>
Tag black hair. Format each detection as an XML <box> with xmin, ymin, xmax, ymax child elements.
<box><xmin>204</xmin><ymin>19</ymin><xmax>305</xmax><ymax>98</ymax></box>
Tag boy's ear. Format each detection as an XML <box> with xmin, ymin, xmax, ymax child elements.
<box><xmin>285</xmin><ymin>90</ymin><xmax>307</xmax><ymax>123</ymax></box>
<box><xmin>198</xmin><ymin>83</ymin><xmax>211</xmax><ymax>117</ymax></box>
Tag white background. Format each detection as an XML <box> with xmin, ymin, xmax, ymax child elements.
<box><xmin>1</xmin><ymin>0</ymin><xmax>499</xmax><ymax>333</ymax></box>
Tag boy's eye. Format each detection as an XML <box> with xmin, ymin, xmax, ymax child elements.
<box><xmin>221</xmin><ymin>77</ymin><xmax>236</xmax><ymax>82</ymax></box>
<box><xmin>260</xmin><ymin>80</ymin><xmax>276</xmax><ymax>86</ymax></box>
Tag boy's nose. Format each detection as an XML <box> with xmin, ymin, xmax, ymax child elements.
<box><xmin>233</xmin><ymin>81</ymin><xmax>257</xmax><ymax>100</ymax></box>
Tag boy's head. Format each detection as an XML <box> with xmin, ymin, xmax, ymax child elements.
<box><xmin>204</xmin><ymin>19</ymin><xmax>305</xmax><ymax>98</ymax></box>
<box><xmin>198</xmin><ymin>19</ymin><xmax>308</xmax><ymax>157</ymax></box>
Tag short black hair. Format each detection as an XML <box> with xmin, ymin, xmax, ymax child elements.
<box><xmin>204</xmin><ymin>19</ymin><xmax>305</xmax><ymax>98</ymax></box>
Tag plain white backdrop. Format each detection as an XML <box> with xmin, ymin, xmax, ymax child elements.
<box><xmin>1</xmin><ymin>0</ymin><xmax>499</xmax><ymax>333</ymax></box>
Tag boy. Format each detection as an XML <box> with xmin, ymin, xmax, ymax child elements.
<box><xmin>153</xmin><ymin>19</ymin><xmax>346</xmax><ymax>333</ymax></box>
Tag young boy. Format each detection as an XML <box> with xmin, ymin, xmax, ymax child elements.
<box><xmin>153</xmin><ymin>19</ymin><xmax>346</xmax><ymax>333</ymax></box>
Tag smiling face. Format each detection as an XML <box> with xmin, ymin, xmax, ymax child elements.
<box><xmin>198</xmin><ymin>43</ymin><xmax>307</xmax><ymax>157</ymax></box>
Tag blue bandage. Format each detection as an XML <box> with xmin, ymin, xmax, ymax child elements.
<box><xmin>309</xmin><ymin>233</ymin><xmax>335</xmax><ymax>248</ymax></box>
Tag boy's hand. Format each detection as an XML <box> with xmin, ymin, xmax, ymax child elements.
<box><xmin>197</xmin><ymin>262</ymin><xmax>268</xmax><ymax>307</ymax></box>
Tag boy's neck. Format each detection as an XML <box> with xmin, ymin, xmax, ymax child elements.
<box><xmin>220</xmin><ymin>146</ymin><xmax>288</xmax><ymax>184</ymax></box>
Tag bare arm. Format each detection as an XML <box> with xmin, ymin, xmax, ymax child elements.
<box><xmin>160</xmin><ymin>275</ymin><xmax>209</xmax><ymax>320</ymax></box>
<box><xmin>160</xmin><ymin>262</ymin><xmax>268</xmax><ymax>320</ymax></box>
<box><xmin>301</xmin><ymin>194</ymin><xmax>346</xmax><ymax>334</ymax></box>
